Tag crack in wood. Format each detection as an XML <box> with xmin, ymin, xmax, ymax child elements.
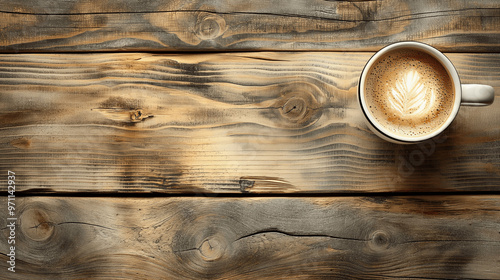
<box><xmin>232</xmin><ymin>230</ymin><xmax>500</xmax><ymax>245</ymax></box>
<box><xmin>234</xmin><ymin>229</ymin><xmax>369</xmax><ymax>242</ymax></box>
<box><xmin>173</xmin><ymin>247</ymin><xmax>199</xmax><ymax>254</ymax></box>
<box><xmin>284</xmin><ymin>105</ymin><xmax>298</xmax><ymax>114</ymax></box>
<box><xmin>367</xmin><ymin>274</ymin><xmax>479</xmax><ymax>280</ymax></box>
<box><xmin>27</xmin><ymin>221</ymin><xmax>115</xmax><ymax>231</ymax></box>
<box><xmin>400</xmin><ymin>239</ymin><xmax>500</xmax><ymax>244</ymax></box>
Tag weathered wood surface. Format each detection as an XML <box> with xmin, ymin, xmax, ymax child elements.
<box><xmin>1</xmin><ymin>0</ymin><xmax>499</xmax><ymax>52</ymax></box>
<box><xmin>0</xmin><ymin>195</ymin><xmax>499</xmax><ymax>279</ymax></box>
<box><xmin>1</xmin><ymin>52</ymin><xmax>499</xmax><ymax>194</ymax></box>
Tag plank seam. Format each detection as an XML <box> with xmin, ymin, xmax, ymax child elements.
<box><xmin>0</xmin><ymin>8</ymin><xmax>498</xmax><ymax>23</ymax></box>
<box><xmin>11</xmin><ymin>190</ymin><xmax>500</xmax><ymax>198</ymax></box>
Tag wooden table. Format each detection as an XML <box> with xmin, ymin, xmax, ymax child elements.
<box><xmin>1</xmin><ymin>1</ymin><xmax>499</xmax><ymax>279</ymax></box>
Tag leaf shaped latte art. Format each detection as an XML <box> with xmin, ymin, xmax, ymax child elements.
<box><xmin>388</xmin><ymin>70</ymin><xmax>435</xmax><ymax>116</ymax></box>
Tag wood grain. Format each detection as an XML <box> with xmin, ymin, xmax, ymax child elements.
<box><xmin>1</xmin><ymin>52</ymin><xmax>499</xmax><ymax>194</ymax></box>
<box><xmin>1</xmin><ymin>195</ymin><xmax>499</xmax><ymax>279</ymax></box>
<box><xmin>0</xmin><ymin>0</ymin><xmax>499</xmax><ymax>52</ymax></box>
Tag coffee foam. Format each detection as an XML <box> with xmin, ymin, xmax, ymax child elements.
<box><xmin>364</xmin><ymin>49</ymin><xmax>455</xmax><ymax>138</ymax></box>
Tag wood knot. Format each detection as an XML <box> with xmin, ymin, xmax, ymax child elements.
<box><xmin>238</xmin><ymin>176</ymin><xmax>296</xmax><ymax>192</ymax></box>
<box><xmin>129</xmin><ymin>109</ymin><xmax>153</xmax><ymax>122</ymax></box>
<box><xmin>281</xmin><ymin>97</ymin><xmax>307</xmax><ymax>121</ymax></box>
<box><xmin>274</xmin><ymin>82</ymin><xmax>324</xmax><ymax>127</ymax></box>
<box><xmin>239</xmin><ymin>179</ymin><xmax>255</xmax><ymax>193</ymax></box>
<box><xmin>20</xmin><ymin>208</ymin><xmax>55</xmax><ymax>241</ymax></box>
<box><xmin>369</xmin><ymin>230</ymin><xmax>391</xmax><ymax>251</ymax></box>
<box><xmin>195</xmin><ymin>13</ymin><xmax>227</xmax><ymax>40</ymax></box>
<box><xmin>199</xmin><ymin>237</ymin><xmax>225</xmax><ymax>261</ymax></box>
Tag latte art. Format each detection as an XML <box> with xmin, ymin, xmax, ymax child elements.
<box><xmin>364</xmin><ymin>49</ymin><xmax>455</xmax><ymax>138</ymax></box>
<box><xmin>388</xmin><ymin>70</ymin><xmax>436</xmax><ymax>116</ymax></box>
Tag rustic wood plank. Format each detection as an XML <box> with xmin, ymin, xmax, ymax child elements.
<box><xmin>0</xmin><ymin>52</ymin><xmax>499</xmax><ymax>194</ymax></box>
<box><xmin>0</xmin><ymin>195</ymin><xmax>499</xmax><ymax>279</ymax></box>
<box><xmin>0</xmin><ymin>0</ymin><xmax>499</xmax><ymax>52</ymax></box>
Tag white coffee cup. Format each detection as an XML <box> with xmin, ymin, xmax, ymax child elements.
<box><xmin>358</xmin><ymin>41</ymin><xmax>494</xmax><ymax>144</ymax></box>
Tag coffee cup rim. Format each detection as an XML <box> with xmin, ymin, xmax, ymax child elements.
<box><xmin>359</xmin><ymin>41</ymin><xmax>461</xmax><ymax>143</ymax></box>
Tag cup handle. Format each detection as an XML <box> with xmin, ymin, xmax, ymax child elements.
<box><xmin>461</xmin><ymin>84</ymin><xmax>495</xmax><ymax>106</ymax></box>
